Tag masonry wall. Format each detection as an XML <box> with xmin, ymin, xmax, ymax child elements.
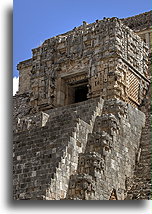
<box><xmin>125</xmin><ymin>65</ymin><xmax>152</xmax><ymax>199</ymax></box>
<box><xmin>13</xmin><ymin>11</ymin><xmax>151</xmax><ymax>200</ymax></box>
<box><xmin>17</xmin><ymin>17</ymin><xmax>149</xmax><ymax>112</ymax></box>
<box><xmin>13</xmin><ymin>98</ymin><xmax>146</xmax><ymax>200</ymax></box>
<box><xmin>121</xmin><ymin>11</ymin><xmax>152</xmax><ymax>51</ymax></box>
<box><xmin>13</xmin><ymin>98</ymin><xmax>104</xmax><ymax>200</ymax></box>
<box><xmin>17</xmin><ymin>59</ymin><xmax>32</xmax><ymax>94</ymax></box>
<box><xmin>121</xmin><ymin>11</ymin><xmax>151</xmax><ymax>31</ymax></box>
<box><xmin>13</xmin><ymin>92</ymin><xmax>31</xmax><ymax>132</ymax></box>
<box><xmin>66</xmin><ymin>99</ymin><xmax>145</xmax><ymax>200</ymax></box>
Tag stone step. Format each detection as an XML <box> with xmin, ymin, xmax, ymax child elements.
<box><xmin>13</xmin><ymin>97</ymin><xmax>104</xmax><ymax>200</ymax></box>
<box><xmin>46</xmin><ymin>97</ymin><xmax>101</xmax><ymax>123</ymax></box>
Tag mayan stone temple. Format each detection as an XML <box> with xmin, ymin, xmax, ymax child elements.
<box><xmin>13</xmin><ymin>11</ymin><xmax>151</xmax><ymax>200</ymax></box>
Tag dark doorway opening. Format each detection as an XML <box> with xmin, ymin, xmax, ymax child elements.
<box><xmin>74</xmin><ymin>84</ymin><xmax>88</xmax><ymax>103</ymax></box>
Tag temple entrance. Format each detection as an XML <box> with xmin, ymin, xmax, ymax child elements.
<box><xmin>68</xmin><ymin>83</ymin><xmax>88</xmax><ymax>104</ymax></box>
<box><xmin>57</xmin><ymin>72</ymin><xmax>89</xmax><ymax>106</ymax></box>
<box><xmin>74</xmin><ymin>84</ymin><xmax>88</xmax><ymax>103</ymax></box>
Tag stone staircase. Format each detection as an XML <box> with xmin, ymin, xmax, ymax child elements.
<box><xmin>66</xmin><ymin>99</ymin><xmax>145</xmax><ymax>200</ymax></box>
<box><xmin>125</xmin><ymin>84</ymin><xmax>152</xmax><ymax>200</ymax></box>
<box><xmin>13</xmin><ymin>97</ymin><xmax>104</xmax><ymax>200</ymax></box>
<box><xmin>126</xmin><ymin>111</ymin><xmax>151</xmax><ymax>199</ymax></box>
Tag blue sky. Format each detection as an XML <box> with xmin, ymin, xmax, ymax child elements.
<box><xmin>13</xmin><ymin>0</ymin><xmax>151</xmax><ymax>77</ymax></box>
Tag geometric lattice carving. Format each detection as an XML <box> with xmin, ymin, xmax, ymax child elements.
<box><xmin>128</xmin><ymin>71</ymin><xmax>140</xmax><ymax>104</ymax></box>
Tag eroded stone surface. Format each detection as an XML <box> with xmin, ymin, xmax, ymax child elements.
<box><xmin>13</xmin><ymin>11</ymin><xmax>151</xmax><ymax>200</ymax></box>
<box><xmin>17</xmin><ymin>14</ymin><xmax>150</xmax><ymax>111</ymax></box>
<box><xmin>66</xmin><ymin>100</ymin><xmax>145</xmax><ymax>200</ymax></box>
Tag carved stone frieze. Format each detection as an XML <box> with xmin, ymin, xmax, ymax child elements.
<box><xmin>17</xmin><ymin>16</ymin><xmax>149</xmax><ymax>111</ymax></box>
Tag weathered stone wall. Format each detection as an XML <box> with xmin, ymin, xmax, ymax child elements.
<box><xmin>13</xmin><ymin>93</ymin><xmax>31</xmax><ymax>132</ymax></box>
<box><xmin>13</xmin><ymin>98</ymin><xmax>146</xmax><ymax>200</ymax></box>
<box><xmin>13</xmin><ymin>11</ymin><xmax>151</xmax><ymax>200</ymax></box>
<box><xmin>121</xmin><ymin>11</ymin><xmax>151</xmax><ymax>32</ymax></box>
<box><xmin>125</xmin><ymin>61</ymin><xmax>152</xmax><ymax>200</ymax></box>
<box><xmin>17</xmin><ymin>17</ymin><xmax>149</xmax><ymax>111</ymax></box>
<box><xmin>66</xmin><ymin>99</ymin><xmax>145</xmax><ymax>200</ymax></box>
<box><xmin>122</xmin><ymin>11</ymin><xmax>152</xmax><ymax>52</ymax></box>
<box><xmin>17</xmin><ymin>59</ymin><xmax>32</xmax><ymax>94</ymax></box>
<box><xmin>13</xmin><ymin>98</ymin><xmax>104</xmax><ymax>200</ymax></box>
